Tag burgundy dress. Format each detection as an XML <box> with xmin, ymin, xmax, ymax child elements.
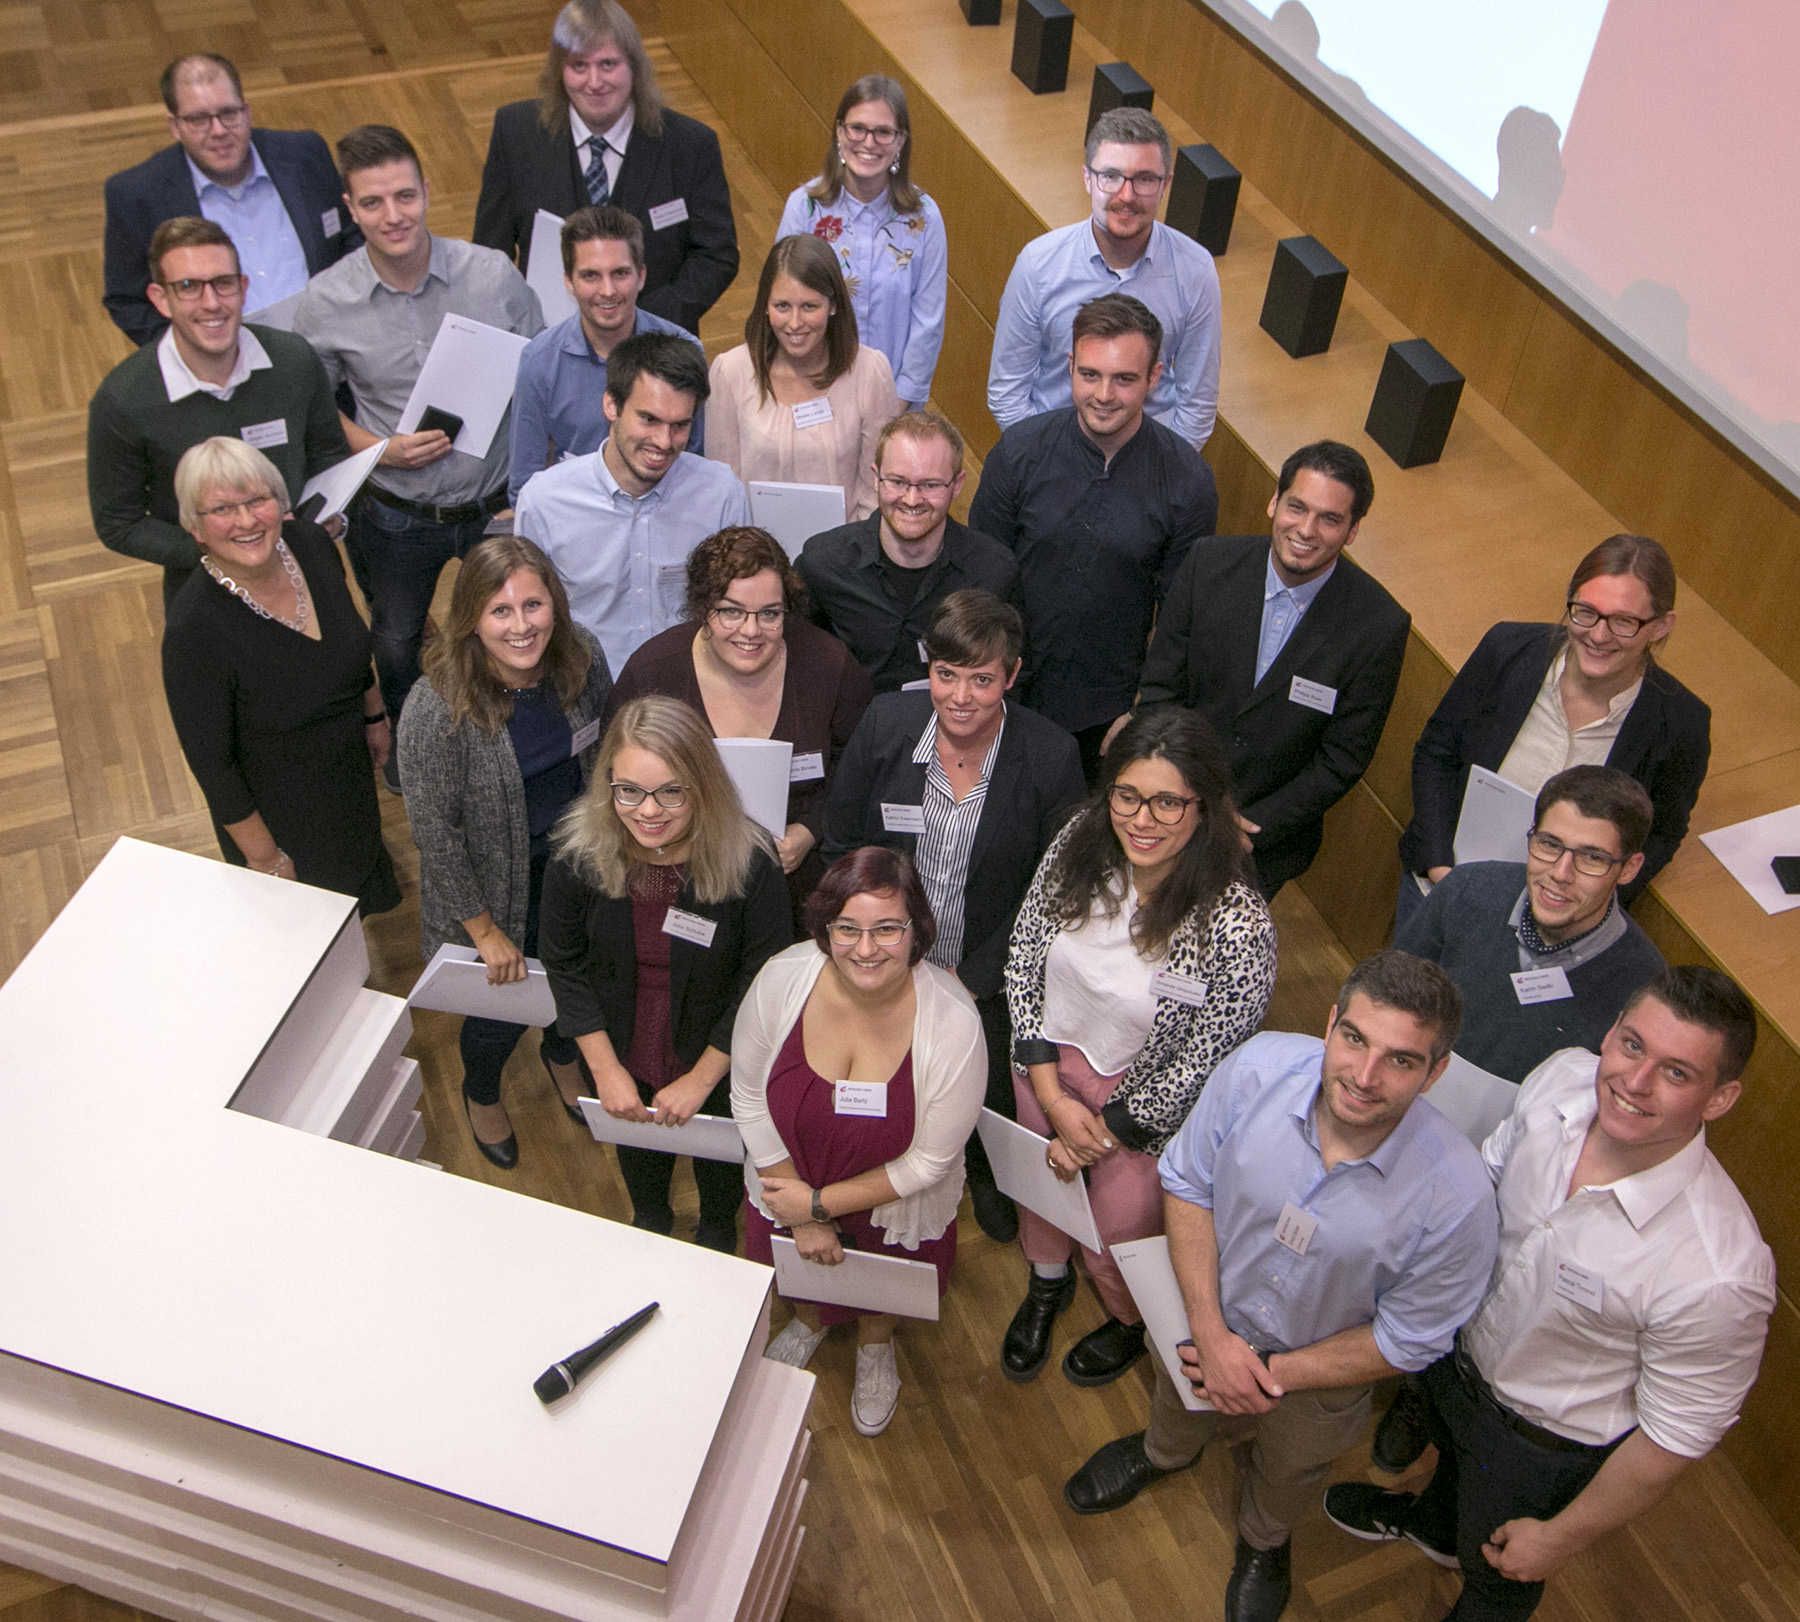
<box><xmin>744</xmin><ymin>1016</ymin><xmax>957</xmax><ymax>1325</ymax></box>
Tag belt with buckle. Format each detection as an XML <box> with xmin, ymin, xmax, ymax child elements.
<box><xmin>1451</xmin><ymin>1341</ymin><xmax>1607</xmax><ymax>1456</ymax></box>
<box><xmin>364</xmin><ymin>484</ymin><xmax>507</xmax><ymax>527</ymax></box>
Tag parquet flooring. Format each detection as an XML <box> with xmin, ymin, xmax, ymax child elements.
<box><xmin>1</xmin><ymin>4</ymin><xmax>1798</xmax><ymax>1621</ymax></box>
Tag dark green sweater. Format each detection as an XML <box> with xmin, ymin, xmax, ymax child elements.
<box><xmin>86</xmin><ymin>325</ymin><xmax>349</xmax><ymax>573</ymax></box>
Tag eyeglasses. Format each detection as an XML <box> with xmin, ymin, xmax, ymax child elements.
<box><xmin>198</xmin><ymin>493</ymin><xmax>281</xmax><ymax>523</ymax></box>
<box><xmin>710</xmin><ymin>603</ymin><xmax>786</xmax><ymax>631</ymax></box>
<box><xmin>826</xmin><ymin>919</ymin><xmax>912</xmax><ymax>946</ymax></box>
<box><xmin>611</xmin><ymin>781</ymin><xmax>689</xmax><ymax>809</ymax></box>
<box><xmin>877</xmin><ymin>474</ymin><xmax>953</xmax><ymax>498</ymax></box>
<box><xmin>1109</xmin><ymin>785</ymin><xmax>1200</xmax><ymax>824</ymax></box>
<box><xmin>1086</xmin><ymin>167</ymin><xmax>1168</xmax><ymax>197</ymax></box>
<box><xmin>163</xmin><ymin>274</ymin><xmax>246</xmax><ymax>303</ymax></box>
<box><xmin>1527</xmin><ymin>829</ymin><xmax>1626</xmax><ymax>877</ymax></box>
<box><xmin>1567</xmin><ymin>600</ymin><xmax>1654</xmax><ymax>639</ymax></box>
<box><xmin>840</xmin><ymin>120</ymin><xmax>902</xmax><ymax>147</ymax></box>
<box><xmin>174</xmin><ymin>104</ymin><xmax>249</xmax><ymax>134</ymax></box>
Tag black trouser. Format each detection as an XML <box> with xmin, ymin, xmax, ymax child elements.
<box><xmin>1413</xmin><ymin>1347</ymin><xmax>1627</xmax><ymax>1620</ymax></box>
<box><xmin>963</xmin><ymin>991</ymin><xmax>1017</xmax><ymax>1190</ymax></box>
<box><xmin>1073</xmin><ymin>721</ymin><xmax>1113</xmax><ymax>789</ymax></box>
<box><xmin>614</xmin><ymin>1072</ymin><xmax>743</xmax><ymax>1232</ymax></box>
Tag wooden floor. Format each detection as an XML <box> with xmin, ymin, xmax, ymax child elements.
<box><xmin>1</xmin><ymin>4</ymin><xmax>1799</xmax><ymax>1620</ymax></box>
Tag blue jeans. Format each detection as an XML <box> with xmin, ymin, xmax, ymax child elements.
<box><xmin>349</xmin><ymin>491</ymin><xmax>491</xmax><ymax>725</ymax></box>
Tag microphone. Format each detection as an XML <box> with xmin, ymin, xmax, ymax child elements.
<box><xmin>533</xmin><ymin>1302</ymin><xmax>660</xmax><ymax>1404</ymax></box>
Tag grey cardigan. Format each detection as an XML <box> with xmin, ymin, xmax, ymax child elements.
<box><xmin>397</xmin><ymin>628</ymin><xmax>612</xmax><ymax>959</ymax></box>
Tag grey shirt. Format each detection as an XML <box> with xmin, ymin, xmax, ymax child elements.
<box><xmin>294</xmin><ymin>234</ymin><xmax>543</xmax><ymax>507</ymax></box>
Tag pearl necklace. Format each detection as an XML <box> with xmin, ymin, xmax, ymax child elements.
<box><xmin>203</xmin><ymin>539</ymin><xmax>310</xmax><ymax>633</ymax></box>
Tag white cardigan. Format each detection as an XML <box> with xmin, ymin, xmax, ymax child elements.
<box><xmin>731</xmin><ymin>941</ymin><xmax>987</xmax><ymax>1249</ymax></box>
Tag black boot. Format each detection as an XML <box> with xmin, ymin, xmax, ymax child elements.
<box><xmin>1225</xmin><ymin>1537</ymin><xmax>1291</xmax><ymax>1622</ymax></box>
<box><xmin>1062</xmin><ymin>1316</ymin><xmax>1147</xmax><ymax>1387</ymax></box>
<box><xmin>968</xmin><ymin>1177</ymin><xmax>1019</xmax><ymax>1243</ymax></box>
<box><xmin>1001</xmin><ymin>1268</ymin><xmax>1077</xmax><ymax>1382</ymax></box>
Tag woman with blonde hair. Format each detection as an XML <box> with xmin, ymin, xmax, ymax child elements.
<box><xmin>706</xmin><ymin>234</ymin><xmax>899</xmax><ymax>521</ymax></box>
<box><xmin>777</xmin><ymin>74</ymin><xmax>947</xmax><ymax>411</ymax></box>
<box><xmin>540</xmin><ymin>695</ymin><xmax>792</xmax><ymax>1247</ymax></box>
<box><xmin>397</xmin><ymin>535</ymin><xmax>611</xmax><ymax>1169</ymax></box>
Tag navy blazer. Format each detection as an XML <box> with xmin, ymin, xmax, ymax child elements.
<box><xmin>1138</xmin><ymin>535</ymin><xmax>1412</xmax><ymax>893</ymax></box>
<box><xmin>473</xmin><ymin>101</ymin><xmax>738</xmax><ymax>335</ymax></box>
<box><xmin>821</xmin><ymin>690</ymin><xmax>1086</xmax><ymax>1000</ymax></box>
<box><xmin>103</xmin><ymin>128</ymin><xmax>359</xmax><ymax>347</ymax></box>
<box><xmin>1397</xmin><ymin>621</ymin><xmax>1711</xmax><ymax>902</ymax></box>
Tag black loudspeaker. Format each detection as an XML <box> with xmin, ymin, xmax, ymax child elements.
<box><xmin>1366</xmin><ymin>339</ymin><xmax>1465</xmax><ymax>468</ymax></box>
<box><xmin>959</xmin><ymin>0</ymin><xmax>1001</xmax><ymax>24</ymax></box>
<box><xmin>1166</xmin><ymin>143</ymin><xmax>1240</xmax><ymax>256</ymax></box>
<box><xmin>1087</xmin><ymin>63</ymin><xmax>1154</xmax><ymax>133</ymax></box>
<box><xmin>1258</xmin><ymin>235</ymin><xmax>1348</xmax><ymax>358</ymax></box>
<box><xmin>1012</xmin><ymin>0</ymin><xmax>1074</xmax><ymax>95</ymax></box>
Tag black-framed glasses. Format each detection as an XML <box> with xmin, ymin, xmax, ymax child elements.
<box><xmin>710</xmin><ymin>603</ymin><xmax>785</xmax><ymax>631</ymax></box>
<box><xmin>198</xmin><ymin>492</ymin><xmax>280</xmax><ymax>523</ymax></box>
<box><xmin>1567</xmin><ymin>600</ymin><xmax>1654</xmax><ymax>639</ymax></box>
<box><xmin>1086</xmin><ymin>166</ymin><xmax>1167</xmax><ymax>197</ymax></box>
<box><xmin>174</xmin><ymin>104</ymin><xmax>249</xmax><ymax>134</ymax></box>
<box><xmin>1109</xmin><ymin>785</ymin><xmax>1200</xmax><ymax>825</ymax></box>
<box><xmin>611</xmin><ymin>780</ymin><xmax>688</xmax><ymax>809</ymax></box>
<box><xmin>1528</xmin><ymin>829</ymin><xmax>1626</xmax><ymax>877</ymax></box>
<box><xmin>163</xmin><ymin>274</ymin><xmax>246</xmax><ymax>303</ymax></box>
<box><xmin>840</xmin><ymin>119</ymin><xmax>902</xmax><ymax>147</ymax></box>
<box><xmin>826</xmin><ymin>919</ymin><xmax>911</xmax><ymax>946</ymax></box>
<box><xmin>877</xmin><ymin>473</ymin><xmax>953</xmax><ymax>498</ymax></box>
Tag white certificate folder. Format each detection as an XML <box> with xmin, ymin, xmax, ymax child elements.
<box><xmin>748</xmin><ymin>481</ymin><xmax>848</xmax><ymax>559</ymax></box>
<box><xmin>407</xmin><ymin>943</ymin><xmax>557</xmax><ymax>1027</ymax></box>
<box><xmin>1111</xmin><ymin>1235</ymin><xmax>1212</xmax><ymax>1412</ymax></box>
<box><xmin>974</xmin><ymin>1108</ymin><xmax>1103</xmax><ymax>1252</ymax></box>
<box><xmin>768</xmin><ymin>1235</ymin><xmax>940</xmax><ymax>1320</ymax></box>
<box><xmin>396</xmin><ymin>313</ymin><xmax>532</xmax><ymax>457</ymax></box>
<box><xmin>578</xmin><ymin>1099</ymin><xmax>747</xmax><ymax>1164</ymax></box>
<box><xmin>1452</xmin><ymin>765</ymin><xmax>1537</xmax><ymax>867</ymax></box>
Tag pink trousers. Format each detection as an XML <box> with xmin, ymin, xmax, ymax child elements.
<box><xmin>1013</xmin><ymin>1045</ymin><xmax>1164</xmax><ymax>1324</ymax></box>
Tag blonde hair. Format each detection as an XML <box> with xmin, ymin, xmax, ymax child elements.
<box><xmin>554</xmin><ymin>695</ymin><xmax>770</xmax><ymax>903</ymax></box>
<box><xmin>174</xmin><ymin>436</ymin><xmax>289</xmax><ymax>533</ymax></box>
<box><xmin>536</xmin><ymin>0</ymin><xmax>665</xmax><ymax>139</ymax></box>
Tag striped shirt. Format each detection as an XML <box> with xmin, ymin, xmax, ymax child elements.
<box><xmin>914</xmin><ymin>709</ymin><xmax>1006</xmax><ymax>970</ymax></box>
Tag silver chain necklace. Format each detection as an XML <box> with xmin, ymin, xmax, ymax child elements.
<box><xmin>203</xmin><ymin>539</ymin><xmax>310</xmax><ymax>633</ymax></box>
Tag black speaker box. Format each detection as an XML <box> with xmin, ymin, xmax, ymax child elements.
<box><xmin>1012</xmin><ymin>0</ymin><xmax>1074</xmax><ymax>95</ymax></box>
<box><xmin>1087</xmin><ymin>63</ymin><xmax>1154</xmax><ymax>133</ymax></box>
<box><xmin>1366</xmin><ymin>339</ymin><xmax>1465</xmax><ymax>468</ymax></box>
<box><xmin>1258</xmin><ymin>235</ymin><xmax>1347</xmax><ymax>358</ymax></box>
<box><xmin>1166</xmin><ymin>143</ymin><xmax>1240</xmax><ymax>256</ymax></box>
<box><xmin>959</xmin><ymin>0</ymin><xmax>1002</xmax><ymax>23</ymax></box>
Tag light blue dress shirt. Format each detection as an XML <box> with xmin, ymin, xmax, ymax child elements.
<box><xmin>186</xmin><ymin>147</ymin><xmax>310</xmax><ymax>315</ymax></box>
<box><xmin>777</xmin><ymin>183</ymin><xmax>948</xmax><ymax>408</ymax></box>
<box><xmin>987</xmin><ymin>219</ymin><xmax>1221</xmax><ymax>447</ymax></box>
<box><xmin>1254</xmin><ymin>554</ymin><xmax>1336</xmax><ymax>685</ymax></box>
<box><xmin>508</xmin><ymin>308</ymin><xmax>703</xmax><ymax>504</ymax></box>
<box><xmin>1158</xmin><ymin>1030</ymin><xmax>1498</xmax><ymax>1372</ymax></box>
<box><xmin>513</xmin><ymin>446</ymin><xmax>752</xmax><ymax>677</ymax></box>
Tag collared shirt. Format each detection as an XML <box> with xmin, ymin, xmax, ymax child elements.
<box><xmin>156</xmin><ymin>324</ymin><xmax>272</xmax><ymax>403</ymax></box>
<box><xmin>1159</xmin><ymin>1030</ymin><xmax>1498</xmax><ymax>1371</ymax></box>
<box><xmin>987</xmin><ymin>219</ymin><xmax>1222</xmax><ymax>447</ymax></box>
<box><xmin>186</xmin><ymin>145</ymin><xmax>310</xmax><ymax>315</ymax></box>
<box><xmin>512</xmin><ymin>446</ymin><xmax>751</xmax><ymax>675</ymax></box>
<box><xmin>570</xmin><ymin>104</ymin><xmax>634</xmax><ymax>196</ymax></box>
<box><xmin>1511</xmin><ymin>887</ymin><xmax>1628</xmax><ymax>970</ymax></box>
<box><xmin>1498</xmin><ymin>649</ymin><xmax>1644</xmax><ymax>794</ymax></box>
<box><xmin>508</xmin><ymin>307</ymin><xmax>702</xmax><ymax>503</ymax></box>
<box><xmin>1255</xmin><ymin>553</ymin><xmax>1336</xmax><ymax>685</ymax></box>
<box><xmin>913</xmin><ymin>709</ymin><xmax>1004</xmax><ymax>970</ymax></box>
<box><xmin>292</xmin><ymin>235</ymin><xmax>543</xmax><ymax>506</ymax></box>
<box><xmin>777</xmin><ymin>183</ymin><xmax>948</xmax><ymax>406</ymax></box>
<box><xmin>1464</xmin><ymin>1048</ymin><xmax>1774</xmax><ymax>1455</ymax></box>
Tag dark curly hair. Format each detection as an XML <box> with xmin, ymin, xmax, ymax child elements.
<box><xmin>804</xmin><ymin>847</ymin><xmax>935</xmax><ymax>966</ymax></box>
<box><xmin>682</xmin><ymin>526</ymin><xmax>807</xmax><ymax>623</ymax></box>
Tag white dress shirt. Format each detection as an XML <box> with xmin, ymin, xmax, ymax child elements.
<box><xmin>1463</xmin><ymin>1047</ymin><xmax>1775</xmax><ymax>1456</ymax></box>
<box><xmin>570</xmin><ymin>104</ymin><xmax>634</xmax><ymax>196</ymax></box>
<box><xmin>156</xmin><ymin>325</ymin><xmax>272</xmax><ymax>403</ymax></box>
<box><xmin>1497</xmin><ymin>649</ymin><xmax>1643</xmax><ymax>794</ymax></box>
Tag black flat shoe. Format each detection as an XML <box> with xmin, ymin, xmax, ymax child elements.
<box><xmin>1225</xmin><ymin>1537</ymin><xmax>1291</xmax><ymax>1622</ymax></box>
<box><xmin>1371</xmin><ymin>1378</ymin><xmax>1432</xmax><ymax>1472</ymax></box>
<box><xmin>1062</xmin><ymin>1316</ymin><xmax>1147</xmax><ymax>1387</ymax></box>
<box><xmin>969</xmin><ymin>1179</ymin><xmax>1019</xmax><ymax>1244</ymax></box>
<box><xmin>1002</xmin><ymin>1269</ymin><xmax>1077</xmax><ymax>1382</ymax></box>
<box><xmin>1064</xmin><ymin>1431</ymin><xmax>1197</xmax><ymax>1515</ymax></box>
<box><xmin>463</xmin><ymin>1095</ymin><xmax>518</xmax><ymax>1169</ymax></box>
<box><xmin>694</xmin><ymin>1221</ymin><xmax>738</xmax><ymax>1254</ymax></box>
<box><xmin>631</xmin><ymin>1207</ymin><xmax>675</xmax><ymax>1237</ymax></box>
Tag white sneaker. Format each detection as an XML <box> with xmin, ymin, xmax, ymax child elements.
<box><xmin>851</xmin><ymin>1342</ymin><xmax>901</xmax><ymax>1436</ymax></box>
<box><xmin>764</xmin><ymin>1317</ymin><xmax>827</xmax><ymax>1368</ymax></box>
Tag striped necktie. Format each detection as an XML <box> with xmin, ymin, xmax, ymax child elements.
<box><xmin>583</xmin><ymin>138</ymin><xmax>611</xmax><ymax>207</ymax></box>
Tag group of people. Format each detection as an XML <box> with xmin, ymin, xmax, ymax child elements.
<box><xmin>86</xmin><ymin>6</ymin><xmax>1770</xmax><ymax>1620</ymax></box>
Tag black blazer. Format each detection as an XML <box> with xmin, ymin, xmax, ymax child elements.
<box><xmin>1397</xmin><ymin>621</ymin><xmax>1711</xmax><ymax>901</ymax></box>
<box><xmin>538</xmin><ymin>844</ymin><xmax>792</xmax><ymax>1064</ymax></box>
<box><xmin>1138</xmin><ymin>535</ymin><xmax>1412</xmax><ymax>892</ymax></box>
<box><xmin>103</xmin><ymin>129</ymin><xmax>360</xmax><ymax>346</ymax></box>
<box><xmin>472</xmin><ymin>101</ymin><xmax>738</xmax><ymax>334</ymax></box>
<box><xmin>821</xmin><ymin>691</ymin><xmax>1086</xmax><ymax>999</ymax></box>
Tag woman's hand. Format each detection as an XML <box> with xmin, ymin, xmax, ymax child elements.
<box><xmin>792</xmin><ymin>1221</ymin><xmax>844</xmax><ymax>1265</ymax></box>
<box><xmin>651</xmin><ymin>1068</ymin><xmax>718</xmax><ymax>1127</ymax></box>
<box><xmin>1045</xmin><ymin>1136</ymin><xmax>1083</xmax><ymax>1183</ymax></box>
<box><xmin>253</xmin><ymin>850</ymin><xmax>297</xmax><ymax>881</ymax></box>
<box><xmin>465</xmin><ymin>917</ymin><xmax>526</xmax><ymax>985</ymax></box>
<box><xmin>364</xmin><ymin>714</ymin><xmax>392</xmax><ymax>767</ymax></box>
<box><xmin>594</xmin><ymin>1063</ymin><xmax>654</xmax><ymax>1123</ymax></box>
<box><xmin>775</xmin><ymin>822</ymin><xmax>816</xmax><ymax>875</ymax></box>
<box><xmin>759</xmin><ymin>1173</ymin><xmax>822</xmax><ymax>1228</ymax></box>
<box><xmin>1045</xmin><ymin>1094</ymin><xmax>1117</xmax><ymax>1167</ymax></box>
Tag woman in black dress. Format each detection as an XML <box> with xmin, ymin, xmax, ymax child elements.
<box><xmin>161</xmin><ymin>436</ymin><xmax>399</xmax><ymax>915</ymax></box>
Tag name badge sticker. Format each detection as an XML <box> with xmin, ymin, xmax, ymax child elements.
<box><xmin>1151</xmin><ymin>969</ymin><xmax>1209</xmax><ymax>1008</ymax></box>
<box><xmin>1288</xmin><ymin>675</ymin><xmax>1338</xmax><ymax>714</ymax></box>
<box><xmin>1274</xmin><ymin>1202</ymin><xmax>1318</xmax><ymax>1256</ymax></box>
<box><xmin>648</xmin><ymin>197</ymin><xmax>690</xmax><ymax>231</ymax></box>
<box><xmin>792</xmin><ymin>396</ymin><xmax>835</xmax><ymax>430</ymax></box>
<box><xmin>1512</xmin><ymin>967</ymin><xmax>1574</xmax><ymax>1006</ymax></box>
<box><xmin>1554</xmin><ymin>1258</ymin><xmax>1605</xmax><ymax>1314</ymax></box>
<box><xmin>240</xmin><ymin>419</ymin><xmax>289</xmax><ymax>450</ymax></box>
<box><xmin>881</xmin><ymin>802</ymin><xmax>926</xmax><ymax>834</ymax></box>
<box><xmin>790</xmin><ymin>750</ymin><xmax>825</xmax><ymax>782</ymax></box>
<box><xmin>834</xmin><ymin>1081</ymin><xmax>888</xmax><ymax>1117</ymax></box>
<box><xmin>321</xmin><ymin>206</ymin><xmax>342</xmax><ymax>238</ymax></box>
<box><xmin>570</xmin><ymin>718</ymin><xmax>601</xmax><ymax>755</ymax></box>
<box><xmin>662</xmin><ymin>908</ymin><xmax>718</xmax><ymax>948</ymax></box>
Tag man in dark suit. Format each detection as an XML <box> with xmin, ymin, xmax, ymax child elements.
<box><xmin>473</xmin><ymin>0</ymin><xmax>737</xmax><ymax>335</ymax></box>
<box><xmin>823</xmin><ymin>589</ymin><xmax>1086</xmax><ymax>1242</ymax></box>
<box><xmin>1125</xmin><ymin>440</ymin><xmax>1411</xmax><ymax>897</ymax></box>
<box><xmin>103</xmin><ymin>53</ymin><xmax>358</xmax><ymax>347</ymax></box>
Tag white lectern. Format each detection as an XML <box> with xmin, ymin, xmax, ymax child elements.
<box><xmin>0</xmin><ymin>839</ymin><xmax>812</xmax><ymax>1621</ymax></box>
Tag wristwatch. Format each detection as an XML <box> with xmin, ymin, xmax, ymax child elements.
<box><xmin>810</xmin><ymin>1187</ymin><xmax>830</xmax><ymax>1224</ymax></box>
